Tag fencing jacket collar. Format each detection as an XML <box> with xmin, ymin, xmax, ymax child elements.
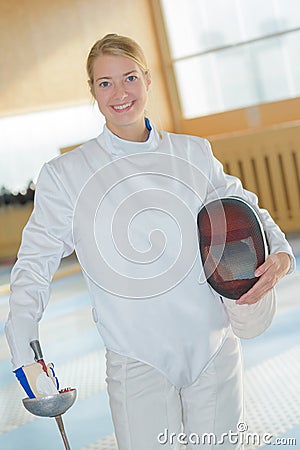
<box><xmin>98</xmin><ymin>119</ymin><xmax>160</xmax><ymax>158</ymax></box>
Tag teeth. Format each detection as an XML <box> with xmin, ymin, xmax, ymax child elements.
<box><xmin>113</xmin><ymin>102</ymin><xmax>133</xmax><ymax>110</ymax></box>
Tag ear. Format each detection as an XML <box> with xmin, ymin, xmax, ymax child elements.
<box><xmin>88</xmin><ymin>79</ymin><xmax>95</xmax><ymax>98</ymax></box>
<box><xmin>144</xmin><ymin>70</ymin><xmax>152</xmax><ymax>91</ymax></box>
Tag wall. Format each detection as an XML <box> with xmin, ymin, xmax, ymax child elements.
<box><xmin>0</xmin><ymin>0</ymin><xmax>173</xmax><ymax>130</ymax></box>
<box><xmin>181</xmin><ymin>98</ymin><xmax>300</xmax><ymax>138</ymax></box>
<box><xmin>210</xmin><ymin>122</ymin><xmax>300</xmax><ymax>233</ymax></box>
<box><xmin>0</xmin><ymin>205</ymin><xmax>32</xmax><ymax>262</ymax></box>
<box><xmin>0</xmin><ymin>0</ymin><xmax>175</xmax><ymax>260</ymax></box>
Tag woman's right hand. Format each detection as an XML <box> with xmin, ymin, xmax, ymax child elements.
<box><xmin>14</xmin><ymin>361</ymin><xmax>59</xmax><ymax>398</ymax></box>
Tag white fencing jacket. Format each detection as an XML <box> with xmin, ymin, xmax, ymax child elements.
<box><xmin>5</xmin><ymin>122</ymin><xmax>295</xmax><ymax>388</ymax></box>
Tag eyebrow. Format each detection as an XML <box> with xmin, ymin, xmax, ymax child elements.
<box><xmin>95</xmin><ymin>70</ymin><xmax>138</xmax><ymax>82</ymax></box>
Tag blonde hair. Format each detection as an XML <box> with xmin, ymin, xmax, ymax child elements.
<box><xmin>87</xmin><ymin>33</ymin><xmax>148</xmax><ymax>83</ymax></box>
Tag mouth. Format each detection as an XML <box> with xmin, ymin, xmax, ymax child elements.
<box><xmin>111</xmin><ymin>101</ymin><xmax>134</xmax><ymax>112</ymax></box>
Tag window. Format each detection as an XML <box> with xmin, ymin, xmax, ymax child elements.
<box><xmin>0</xmin><ymin>105</ymin><xmax>104</xmax><ymax>191</ymax></box>
<box><xmin>160</xmin><ymin>0</ymin><xmax>300</xmax><ymax>118</ymax></box>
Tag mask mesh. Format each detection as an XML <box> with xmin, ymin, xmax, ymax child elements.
<box><xmin>198</xmin><ymin>198</ymin><xmax>267</xmax><ymax>300</ymax></box>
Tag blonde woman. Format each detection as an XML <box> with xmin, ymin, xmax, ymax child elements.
<box><xmin>6</xmin><ymin>34</ymin><xmax>294</xmax><ymax>450</ymax></box>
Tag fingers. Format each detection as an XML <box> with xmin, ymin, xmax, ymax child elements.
<box><xmin>236</xmin><ymin>274</ymin><xmax>272</xmax><ymax>305</ymax></box>
<box><xmin>254</xmin><ymin>257</ymin><xmax>273</xmax><ymax>277</ymax></box>
<box><xmin>255</xmin><ymin>252</ymin><xmax>290</xmax><ymax>278</ymax></box>
<box><xmin>14</xmin><ymin>362</ymin><xmax>59</xmax><ymax>398</ymax></box>
<box><xmin>236</xmin><ymin>253</ymin><xmax>290</xmax><ymax>305</ymax></box>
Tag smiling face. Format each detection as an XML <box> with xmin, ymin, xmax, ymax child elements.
<box><xmin>90</xmin><ymin>54</ymin><xmax>151</xmax><ymax>141</ymax></box>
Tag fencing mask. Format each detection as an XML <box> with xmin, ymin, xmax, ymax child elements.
<box><xmin>197</xmin><ymin>197</ymin><xmax>268</xmax><ymax>300</ymax></box>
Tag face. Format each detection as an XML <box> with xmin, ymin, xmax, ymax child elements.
<box><xmin>90</xmin><ymin>54</ymin><xmax>151</xmax><ymax>140</ymax></box>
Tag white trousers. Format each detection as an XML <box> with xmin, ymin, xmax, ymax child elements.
<box><xmin>105</xmin><ymin>330</ymin><xmax>244</xmax><ymax>450</ymax></box>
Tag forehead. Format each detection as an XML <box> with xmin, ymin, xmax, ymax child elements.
<box><xmin>92</xmin><ymin>54</ymin><xmax>140</xmax><ymax>78</ymax></box>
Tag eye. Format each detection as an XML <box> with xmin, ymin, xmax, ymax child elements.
<box><xmin>126</xmin><ymin>75</ymin><xmax>137</xmax><ymax>82</ymax></box>
<box><xmin>99</xmin><ymin>81</ymin><xmax>110</xmax><ymax>88</ymax></box>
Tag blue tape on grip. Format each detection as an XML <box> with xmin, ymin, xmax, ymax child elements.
<box><xmin>14</xmin><ymin>366</ymin><xmax>35</xmax><ymax>398</ymax></box>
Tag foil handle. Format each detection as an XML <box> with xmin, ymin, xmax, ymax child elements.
<box><xmin>30</xmin><ymin>340</ymin><xmax>44</xmax><ymax>361</ymax></box>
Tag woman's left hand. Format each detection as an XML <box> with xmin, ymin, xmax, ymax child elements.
<box><xmin>236</xmin><ymin>252</ymin><xmax>291</xmax><ymax>305</ymax></box>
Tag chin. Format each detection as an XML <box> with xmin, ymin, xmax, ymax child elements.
<box><xmin>111</xmin><ymin>114</ymin><xmax>143</xmax><ymax>128</ymax></box>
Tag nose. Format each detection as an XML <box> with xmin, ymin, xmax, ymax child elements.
<box><xmin>113</xmin><ymin>82</ymin><xmax>128</xmax><ymax>101</ymax></box>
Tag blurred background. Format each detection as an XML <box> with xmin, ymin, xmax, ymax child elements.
<box><xmin>0</xmin><ymin>0</ymin><xmax>299</xmax><ymax>449</ymax></box>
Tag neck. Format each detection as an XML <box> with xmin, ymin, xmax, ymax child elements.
<box><xmin>107</xmin><ymin>119</ymin><xmax>149</xmax><ymax>142</ymax></box>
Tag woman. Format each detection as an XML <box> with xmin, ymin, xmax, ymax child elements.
<box><xmin>6</xmin><ymin>34</ymin><xmax>294</xmax><ymax>449</ymax></box>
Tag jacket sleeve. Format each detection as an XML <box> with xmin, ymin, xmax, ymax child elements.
<box><xmin>203</xmin><ymin>139</ymin><xmax>295</xmax><ymax>338</ymax></box>
<box><xmin>5</xmin><ymin>162</ymin><xmax>74</xmax><ymax>369</ymax></box>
